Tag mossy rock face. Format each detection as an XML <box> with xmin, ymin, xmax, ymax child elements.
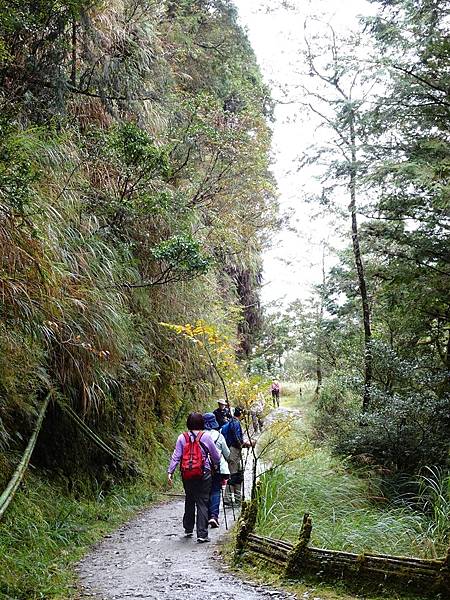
<box><xmin>0</xmin><ymin>0</ymin><xmax>273</xmax><ymax>494</ymax></box>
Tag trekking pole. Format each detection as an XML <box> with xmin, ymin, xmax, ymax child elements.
<box><xmin>242</xmin><ymin>447</ymin><xmax>250</xmax><ymax>501</ymax></box>
<box><xmin>221</xmin><ymin>486</ymin><xmax>228</xmax><ymax>530</ymax></box>
<box><xmin>228</xmin><ymin>481</ymin><xmax>236</xmax><ymax>521</ymax></box>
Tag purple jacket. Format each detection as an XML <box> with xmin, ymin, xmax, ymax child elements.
<box><xmin>168</xmin><ymin>431</ymin><xmax>221</xmax><ymax>475</ymax></box>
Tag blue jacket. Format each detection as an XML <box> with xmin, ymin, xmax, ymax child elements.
<box><xmin>221</xmin><ymin>417</ymin><xmax>243</xmax><ymax>449</ymax></box>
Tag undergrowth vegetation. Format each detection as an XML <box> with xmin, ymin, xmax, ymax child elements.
<box><xmin>254</xmin><ymin>384</ymin><xmax>449</xmax><ymax>560</ymax></box>
<box><xmin>0</xmin><ymin>473</ymin><xmax>163</xmax><ymax>600</ymax></box>
<box><xmin>256</xmin><ymin>450</ymin><xmax>448</xmax><ymax>559</ymax></box>
<box><xmin>314</xmin><ymin>376</ymin><xmax>449</xmax><ymax>478</ymax></box>
<box><xmin>0</xmin><ymin>1</ymin><xmax>276</xmax><ymax>597</ymax></box>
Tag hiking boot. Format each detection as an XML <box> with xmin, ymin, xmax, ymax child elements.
<box><xmin>208</xmin><ymin>517</ymin><xmax>219</xmax><ymax>528</ymax></box>
<box><xmin>184</xmin><ymin>531</ymin><xmax>193</xmax><ymax>538</ymax></box>
<box><xmin>197</xmin><ymin>537</ymin><xmax>210</xmax><ymax>543</ymax></box>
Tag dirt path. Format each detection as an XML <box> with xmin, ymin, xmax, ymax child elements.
<box><xmin>77</xmin><ymin>407</ymin><xmax>302</xmax><ymax>600</ymax></box>
<box><xmin>77</xmin><ymin>498</ymin><xmax>295</xmax><ymax>600</ymax></box>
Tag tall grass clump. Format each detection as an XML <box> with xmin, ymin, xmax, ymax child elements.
<box><xmin>256</xmin><ymin>449</ymin><xmax>448</xmax><ymax>558</ymax></box>
<box><xmin>410</xmin><ymin>467</ymin><xmax>450</xmax><ymax>557</ymax></box>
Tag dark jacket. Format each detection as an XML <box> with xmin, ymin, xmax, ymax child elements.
<box><xmin>213</xmin><ymin>406</ymin><xmax>231</xmax><ymax>428</ymax></box>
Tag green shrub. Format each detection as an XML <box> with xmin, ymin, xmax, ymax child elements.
<box><xmin>337</xmin><ymin>394</ymin><xmax>448</xmax><ymax>475</ymax></box>
<box><xmin>314</xmin><ymin>378</ymin><xmax>450</xmax><ymax>476</ymax></box>
<box><xmin>313</xmin><ymin>376</ymin><xmax>360</xmax><ymax>442</ymax></box>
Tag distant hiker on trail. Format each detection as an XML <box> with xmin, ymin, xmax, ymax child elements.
<box><xmin>221</xmin><ymin>407</ymin><xmax>254</xmax><ymax>506</ymax></box>
<box><xmin>203</xmin><ymin>412</ymin><xmax>230</xmax><ymax>528</ymax></box>
<box><xmin>167</xmin><ymin>412</ymin><xmax>220</xmax><ymax>543</ymax></box>
<box><xmin>271</xmin><ymin>379</ymin><xmax>280</xmax><ymax>408</ymax></box>
<box><xmin>213</xmin><ymin>398</ymin><xmax>232</xmax><ymax>428</ymax></box>
<box><xmin>250</xmin><ymin>394</ymin><xmax>264</xmax><ymax>434</ymax></box>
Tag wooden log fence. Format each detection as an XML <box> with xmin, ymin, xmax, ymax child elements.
<box><xmin>237</xmin><ymin>507</ymin><xmax>450</xmax><ymax>597</ymax></box>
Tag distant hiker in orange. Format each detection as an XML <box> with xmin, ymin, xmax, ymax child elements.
<box><xmin>167</xmin><ymin>412</ymin><xmax>220</xmax><ymax>543</ymax></box>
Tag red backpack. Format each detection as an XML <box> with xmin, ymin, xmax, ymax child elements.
<box><xmin>180</xmin><ymin>431</ymin><xmax>206</xmax><ymax>480</ymax></box>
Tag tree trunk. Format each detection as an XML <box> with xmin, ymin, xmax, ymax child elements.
<box><xmin>442</xmin><ymin>324</ymin><xmax>450</xmax><ymax>397</ymax></box>
<box><xmin>71</xmin><ymin>16</ymin><xmax>77</xmax><ymax>86</ymax></box>
<box><xmin>349</xmin><ymin>111</ymin><xmax>372</xmax><ymax>412</ymax></box>
<box><xmin>315</xmin><ymin>353</ymin><xmax>322</xmax><ymax>396</ymax></box>
<box><xmin>315</xmin><ymin>246</ymin><xmax>325</xmax><ymax>397</ymax></box>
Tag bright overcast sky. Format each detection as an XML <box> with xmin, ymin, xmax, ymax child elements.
<box><xmin>233</xmin><ymin>0</ymin><xmax>377</xmax><ymax>307</ymax></box>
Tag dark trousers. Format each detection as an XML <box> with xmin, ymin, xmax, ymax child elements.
<box><xmin>209</xmin><ymin>473</ymin><xmax>222</xmax><ymax>519</ymax></box>
<box><xmin>272</xmin><ymin>390</ymin><xmax>279</xmax><ymax>407</ymax></box>
<box><xmin>182</xmin><ymin>474</ymin><xmax>212</xmax><ymax>539</ymax></box>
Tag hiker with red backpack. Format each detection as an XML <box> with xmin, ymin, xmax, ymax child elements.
<box><xmin>167</xmin><ymin>412</ymin><xmax>221</xmax><ymax>543</ymax></box>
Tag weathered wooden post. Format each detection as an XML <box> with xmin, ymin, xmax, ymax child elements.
<box><xmin>437</xmin><ymin>546</ymin><xmax>450</xmax><ymax>593</ymax></box>
<box><xmin>234</xmin><ymin>481</ymin><xmax>260</xmax><ymax>558</ymax></box>
<box><xmin>285</xmin><ymin>512</ymin><xmax>312</xmax><ymax>577</ymax></box>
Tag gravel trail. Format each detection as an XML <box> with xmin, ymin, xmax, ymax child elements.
<box><xmin>77</xmin><ymin>498</ymin><xmax>295</xmax><ymax>600</ymax></box>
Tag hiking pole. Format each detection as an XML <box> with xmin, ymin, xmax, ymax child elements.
<box><xmin>228</xmin><ymin>481</ymin><xmax>236</xmax><ymax>521</ymax></box>
<box><xmin>242</xmin><ymin>448</ymin><xmax>250</xmax><ymax>501</ymax></box>
<box><xmin>221</xmin><ymin>486</ymin><xmax>228</xmax><ymax>530</ymax></box>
